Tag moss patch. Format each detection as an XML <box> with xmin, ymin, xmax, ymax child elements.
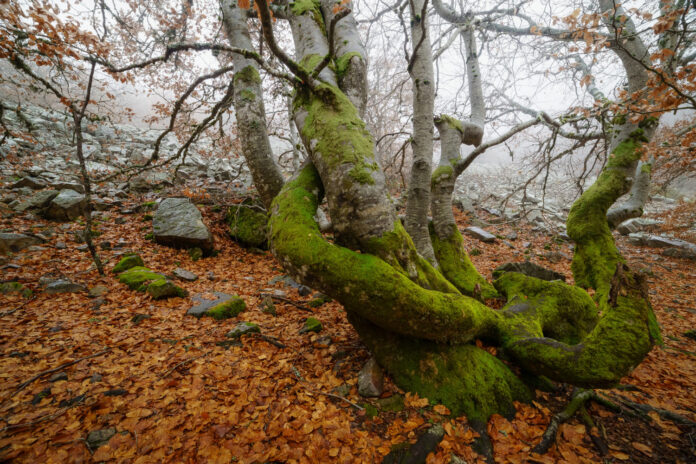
<box><xmin>234</xmin><ymin>65</ymin><xmax>261</xmax><ymax>85</ymax></box>
<box><xmin>335</xmin><ymin>51</ymin><xmax>362</xmax><ymax>78</ymax></box>
<box><xmin>226</xmin><ymin>202</ymin><xmax>268</xmax><ymax>249</ymax></box>
<box><xmin>112</xmin><ymin>254</ymin><xmax>144</xmax><ymax>274</ymax></box>
<box><xmin>300</xmin><ymin>317</ymin><xmax>322</xmax><ymax>333</ymax></box>
<box><xmin>146</xmin><ymin>279</ymin><xmax>187</xmax><ymax>300</ymax></box>
<box><xmin>205</xmin><ymin>296</ymin><xmax>246</xmax><ymax>320</ymax></box>
<box><xmin>0</xmin><ymin>282</ymin><xmax>32</xmax><ymax>298</ymax></box>
<box><xmin>117</xmin><ymin>266</ymin><xmax>185</xmax><ymax>300</ymax></box>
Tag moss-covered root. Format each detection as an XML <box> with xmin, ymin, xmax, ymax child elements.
<box><xmin>566</xmin><ymin>130</ymin><xmax>646</xmax><ymax>300</ymax></box>
<box><xmin>269</xmin><ymin>163</ymin><xmax>501</xmax><ymax>344</ymax></box>
<box><xmin>349</xmin><ymin>313</ymin><xmax>531</xmax><ymax>424</ymax></box>
<box><xmin>502</xmin><ymin>264</ymin><xmax>660</xmax><ymax>388</ymax></box>
<box><xmin>431</xmin><ymin>224</ymin><xmax>497</xmax><ymax>300</ymax></box>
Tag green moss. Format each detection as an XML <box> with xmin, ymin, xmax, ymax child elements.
<box><xmin>205</xmin><ymin>296</ymin><xmax>246</xmax><ymax>320</ymax></box>
<box><xmin>140</xmin><ymin>201</ymin><xmax>156</xmax><ymax>210</ymax></box>
<box><xmin>234</xmin><ymin>65</ymin><xmax>261</xmax><ymax>85</ymax></box>
<box><xmin>335</xmin><ymin>51</ymin><xmax>362</xmax><ymax>78</ymax></box>
<box><xmin>144</xmin><ymin>232</ymin><xmax>154</xmax><ymax>241</ymax></box>
<box><xmin>112</xmin><ymin>254</ymin><xmax>144</xmax><ymax>274</ymax></box>
<box><xmin>300</xmin><ymin>317</ymin><xmax>322</xmax><ymax>333</ymax></box>
<box><xmin>431</xmin><ymin>164</ymin><xmax>454</xmax><ymax>182</ymax></box>
<box><xmin>290</xmin><ymin>0</ymin><xmax>324</xmax><ymax>33</ymax></box>
<box><xmin>188</xmin><ymin>247</ymin><xmax>203</xmax><ymax>261</ymax></box>
<box><xmin>226</xmin><ymin>203</ymin><xmax>268</xmax><ymax>249</ymax></box>
<box><xmin>434</xmin><ymin>114</ymin><xmax>463</xmax><ymax>133</ymax></box>
<box><xmin>0</xmin><ymin>282</ymin><xmax>32</xmax><ymax>298</ymax></box>
<box><xmin>146</xmin><ymin>279</ymin><xmax>187</xmax><ymax>300</ymax></box>
<box><xmin>117</xmin><ymin>266</ymin><xmax>165</xmax><ymax>290</ymax></box>
<box><xmin>240</xmin><ymin>89</ymin><xmax>256</xmax><ymax>102</ymax></box>
<box><xmin>300</xmin><ymin>54</ymin><xmax>324</xmax><ymax>75</ymax></box>
<box><xmin>294</xmin><ymin>84</ymin><xmax>379</xmax><ymax>185</ymax></box>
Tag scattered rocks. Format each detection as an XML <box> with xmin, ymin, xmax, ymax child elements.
<box><xmin>464</xmin><ymin>226</ymin><xmax>496</xmax><ymax>243</ymax></box>
<box><xmin>153</xmin><ymin>197</ymin><xmax>214</xmax><ymax>252</ymax></box>
<box><xmin>226</xmin><ymin>322</ymin><xmax>260</xmax><ymax>339</ymax></box>
<box><xmin>44</xmin><ymin>279</ymin><xmax>87</xmax><ymax>294</ymax></box>
<box><xmin>358</xmin><ymin>358</ymin><xmax>384</xmax><ymax>397</ymax></box>
<box><xmin>493</xmin><ymin>261</ymin><xmax>566</xmax><ymax>282</ymax></box>
<box><xmin>616</xmin><ymin>218</ymin><xmax>663</xmax><ymax>235</ymax></box>
<box><xmin>172</xmin><ymin>268</ymin><xmax>198</xmax><ymax>281</ymax></box>
<box><xmin>0</xmin><ymin>232</ymin><xmax>44</xmax><ymax>254</ymax></box>
<box><xmin>628</xmin><ymin>233</ymin><xmax>696</xmax><ymax>260</ymax></box>
<box><xmin>13</xmin><ymin>190</ymin><xmax>59</xmax><ymax>213</ymax></box>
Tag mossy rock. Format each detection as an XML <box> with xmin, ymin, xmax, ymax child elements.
<box><xmin>188</xmin><ymin>247</ymin><xmax>203</xmax><ymax>261</ymax></box>
<box><xmin>0</xmin><ymin>281</ymin><xmax>32</xmax><ymax>298</ymax></box>
<box><xmin>117</xmin><ymin>266</ymin><xmax>164</xmax><ymax>290</ymax></box>
<box><xmin>226</xmin><ymin>322</ymin><xmax>260</xmax><ymax>339</ymax></box>
<box><xmin>146</xmin><ymin>280</ymin><xmax>187</xmax><ymax>300</ymax></box>
<box><xmin>300</xmin><ymin>317</ymin><xmax>322</xmax><ymax>334</ymax></box>
<box><xmin>112</xmin><ymin>254</ymin><xmax>144</xmax><ymax>273</ymax></box>
<box><xmin>205</xmin><ymin>296</ymin><xmax>246</xmax><ymax>320</ymax></box>
<box><xmin>226</xmin><ymin>201</ymin><xmax>268</xmax><ymax>249</ymax></box>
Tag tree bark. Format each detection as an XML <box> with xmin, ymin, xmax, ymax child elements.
<box><xmin>221</xmin><ymin>0</ymin><xmax>284</xmax><ymax>209</ymax></box>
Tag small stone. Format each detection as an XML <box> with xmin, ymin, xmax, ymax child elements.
<box><xmin>206</xmin><ymin>271</ymin><xmax>217</xmax><ymax>281</ymax></box>
<box><xmin>357</xmin><ymin>358</ymin><xmax>383</xmax><ymax>397</ymax></box>
<box><xmin>49</xmin><ymin>372</ymin><xmax>68</xmax><ymax>382</ymax></box>
<box><xmin>76</xmin><ymin>244</ymin><xmax>88</xmax><ymax>251</ymax></box>
<box><xmin>55</xmin><ymin>241</ymin><xmax>67</xmax><ymax>249</ymax></box>
<box><xmin>131</xmin><ymin>314</ymin><xmax>151</xmax><ymax>325</ymax></box>
<box><xmin>464</xmin><ymin>226</ymin><xmax>496</xmax><ymax>243</ymax></box>
<box><xmin>299</xmin><ymin>317</ymin><xmax>322</xmax><ymax>334</ymax></box>
<box><xmin>86</xmin><ymin>428</ymin><xmax>117</xmax><ymax>450</ymax></box>
<box><xmin>99</xmin><ymin>241</ymin><xmax>111</xmax><ymax>250</ymax></box>
<box><xmin>48</xmin><ymin>325</ymin><xmax>62</xmax><ymax>333</ymax></box>
<box><xmin>261</xmin><ymin>296</ymin><xmax>276</xmax><ymax>316</ymax></box>
<box><xmin>114</xmin><ymin>217</ymin><xmax>126</xmax><ymax>224</ymax></box>
<box><xmin>146</xmin><ymin>280</ymin><xmax>187</xmax><ymax>300</ymax></box>
<box><xmin>45</xmin><ymin>279</ymin><xmax>86</xmax><ymax>294</ymax></box>
<box><xmin>103</xmin><ymin>388</ymin><xmax>128</xmax><ymax>396</ymax></box>
<box><xmin>90</xmin><ymin>373</ymin><xmax>103</xmax><ymax>383</ymax></box>
<box><xmin>92</xmin><ymin>298</ymin><xmax>107</xmax><ymax>311</ymax></box>
<box><xmin>172</xmin><ymin>268</ymin><xmax>198</xmax><ymax>281</ymax></box>
<box><xmin>225</xmin><ymin>322</ymin><xmax>260</xmax><ymax>339</ymax></box>
<box><xmin>88</xmin><ymin>285</ymin><xmax>109</xmax><ymax>298</ymax></box>
<box><xmin>505</xmin><ymin>231</ymin><xmax>518</xmax><ymax>241</ymax></box>
<box><xmin>298</xmin><ymin>285</ymin><xmax>312</xmax><ymax>297</ymax></box>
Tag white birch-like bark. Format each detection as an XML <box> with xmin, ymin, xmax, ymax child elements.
<box><xmin>404</xmin><ymin>0</ymin><xmax>437</xmax><ymax>264</ymax></box>
<box><xmin>221</xmin><ymin>0</ymin><xmax>284</xmax><ymax>208</ymax></box>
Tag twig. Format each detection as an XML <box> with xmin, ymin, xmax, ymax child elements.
<box><xmin>258</xmin><ymin>292</ymin><xmax>314</xmax><ymax>312</ymax></box>
<box><xmin>8</xmin><ymin>348</ymin><xmax>111</xmax><ymax>399</ymax></box>
<box><xmin>249</xmin><ymin>333</ymin><xmax>286</xmax><ymax>349</ymax></box>
<box><xmin>160</xmin><ymin>352</ymin><xmax>208</xmax><ymax>378</ymax></box>
<box><xmin>0</xmin><ymin>407</ymin><xmax>69</xmax><ymax>433</ymax></box>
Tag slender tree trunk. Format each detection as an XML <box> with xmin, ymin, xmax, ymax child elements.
<box><xmin>404</xmin><ymin>0</ymin><xmax>437</xmax><ymax>264</ymax></box>
<box><xmin>221</xmin><ymin>0</ymin><xmax>284</xmax><ymax>209</ymax></box>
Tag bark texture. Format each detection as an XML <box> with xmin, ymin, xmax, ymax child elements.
<box><xmin>221</xmin><ymin>0</ymin><xmax>284</xmax><ymax>208</ymax></box>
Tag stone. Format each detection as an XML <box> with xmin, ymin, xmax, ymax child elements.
<box><xmin>0</xmin><ymin>233</ymin><xmax>43</xmax><ymax>254</ymax></box>
<box><xmin>12</xmin><ymin>176</ymin><xmax>45</xmax><ymax>189</ymax></box>
<box><xmin>299</xmin><ymin>317</ymin><xmax>322</xmax><ymax>334</ymax></box>
<box><xmin>226</xmin><ymin>201</ymin><xmax>268</xmax><ymax>249</ymax></box>
<box><xmin>86</xmin><ymin>428</ymin><xmax>117</xmax><ymax>450</ymax></box>
<box><xmin>153</xmin><ymin>197</ymin><xmax>213</xmax><ymax>252</ymax></box>
<box><xmin>50</xmin><ymin>181</ymin><xmax>85</xmax><ymax>193</ymax></box>
<box><xmin>357</xmin><ymin>358</ymin><xmax>384</xmax><ymax>397</ymax></box>
<box><xmin>493</xmin><ymin>261</ymin><xmax>566</xmax><ymax>282</ymax></box>
<box><xmin>616</xmin><ymin>218</ymin><xmax>663</xmax><ymax>235</ymax></box>
<box><xmin>131</xmin><ymin>314</ymin><xmax>151</xmax><ymax>324</ymax></box>
<box><xmin>0</xmin><ymin>282</ymin><xmax>32</xmax><ymax>298</ymax></box>
<box><xmin>55</xmin><ymin>241</ymin><xmax>67</xmax><ymax>249</ymax></box>
<box><xmin>382</xmin><ymin>425</ymin><xmax>445</xmax><ymax>464</ymax></box>
<box><xmin>172</xmin><ymin>268</ymin><xmax>198</xmax><ymax>281</ymax></box>
<box><xmin>225</xmin><ymin>322</ymin><xmax>260</xmax><ymax>339</ymax></box>
<box><xmin>43</xmin><ymin>189</ymin><xmax>86</xmax><ymax>221</ymax></box>
<box><xmin>145</xmin><ymin>279</ymin><xmax>187</xmax><ymax>300</ymax></box>
<box><xmin>13</xmin><ymin>190</ymin><xmax>59</xmax><ymax>213</ymax></box>
<box><xmin>88</xmin><ymin>285</ymin><xmax>109</xmax><ymax>297</ymax></box>
<box><xmin>45</xmin><ymin>279</ymin><xmax>87</xmax><ymax>294</ymax></box>
<box><xmin>261</xmin><ymin>296</ymin><xmax>276</xmax><ymax>316</ymax></box>
<box><xmin>112</xmin><ymin>254</ymin><xmax>144</xmax><ymax>273</ymax></box>
<box><xmin>464</xmin><ymin>226</ymin><xmax>496</xmax><ymax>243</ymax></box>
<box><xmin>188</xmin><ymin>292</ymin><xmax>242</xmax><ymax>318</ymax></box>
<box><xmin>49</xmin><ymin>372</ymin><xmax>68</xmax><ymax>382</ymax></box>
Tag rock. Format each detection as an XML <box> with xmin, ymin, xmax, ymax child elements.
<box><xmin>332</xmin><ymin>384</ymin><xmax>351</xmax><ymax>397</ymax></box>
<box><xmin>45</xmin><ymin>279</ymin><xmax>87</xmax><ymax>294</ymax></box>
<box><xmin>0</xmin><ymin>282</ymin><xmax>33</xmax><ymax>298</ymax></box>
<box><xmin>118</xmin><ymin>266</ymin><xmax>186</xmax><ymax>299</ymax></box>
<box><xmin>188</xmin><ymin>247</ymin><xmax>203</xmax><ymax>261</ymax></box>
<box><xmin>187</xmin><ymin>292</ymin><xmax>245</xmax><ymax>319</ymax></box>
<box><xmin>226</xmin><ymin>322</ymin><xmax>260</xmax><ymax>339</ymax></box>
<box><xmin>50</xmin><ymin>181</ymin><xmax>85</xmax><ymax>193</ymax></box>
<box><xmin>464</xmin><ymin>226</ymin><xmax>496</xmax><ymax>243</ymax></box>
<box><xmin>261</xmin><ymin>296</ymin><xmax>276</xmax><ymax>316</ymax></box>
<box><xmin>226</xmin><ymin>201</ymin><xmax>268</xmax><ymax>249</ymax></box>
<box><xmin>146</xmin><ymin>279</ymin><xmax>187</xmax><ymax>300</ymax></box>
<box><xmin>298</xmin><ymin>285</ymin><xmax>312</xmax><ymax>297</ymax></box>
<box><xmin>172</xmin><ymin>268</ymin><xmax>198</xmax><ymax>281</ymax></box>
<box><xmin>55</xmin><ymin>241</ymin><xmax>67</xmax><ymax>249</ymax></box>
<box><xmin>49</xmin><ymin>372</ymin><xmax>68</xmax><ymax>382</ymax></box>
<box><xmin>505</xmin><ymin>231</ymin><xmax>518</xmax><ymax>241</ymax></box>
<box><xmin>662</xmin><ymin>245</ymin><xmax>696</xmax><ymax>260</ymax></box>
<box><xmin>382</xmin><ymin>425</ymin><xmax>445</xmax><ymax>464</ymax></box>
<box><xmin>86</xmin><ymin>428</ymin><xmax>116</xmax><ymax>450</ymax></box>
<box><xmin>299</xmin><ymin>317</ymin><xmax>322</xmax><ymax>334</ymax></box>
<box><xmin>493</xmin><ymin>261</ymin><xmax>566</xmax><ymax>282</ymax></box>
<box><xmin>112</xmin><ymin>254</ymin><xmax>144</xmax><ymax>273</ymax></box>
<box><xmin>88</xmin><ymin>285</ymin><xmax>109</xmax><ymax>297</ymax></box>
<box><xmin>0</xmin><ymin>232</ymin><xmax>44</xmax><ymax>254</ymax></box>
<box><xmin>153</xmin><ymin>198</ymin><xmax>213</xmax><ymax>252</ymax></box>
<box><xmin>12</xmin><ymin>176</ymin><xmax>45</xmax><ymax>189</ymax></box>
<box><xmin>90</xmin><ymin>373</ymin><xmax>102</xmax><ymax>383</ymax></box>
<box><xmin>616</xmin><ymin>218</ymin><xmax>663</xmax><ymax>235</ymax></box>
<box><xmin>13</xmin><ymin>190</ymin><xmax>59</xmax><ymax>212</ymax></box>
<box><xmin>131</xmin><ymin>314</ymin><xmax>151</xmax><ymax>324</ymax></box>
<box><xmin>358</xmin><ymin>358</ymin><xmax>384</xmax><ymax>397</ymax></box>
<box><xmin>43</xmin><ymin>189</ymin><xmax>86</xmax><ymax>221</ymax></box>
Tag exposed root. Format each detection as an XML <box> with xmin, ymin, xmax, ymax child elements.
<box><xmin>533</xmin><ymin>388</ymin><xmax>593</xmax><ymax>454</ymax></box>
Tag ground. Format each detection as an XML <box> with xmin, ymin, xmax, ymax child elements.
<box><xmin>0</xmin><ymin>199</ymin><xmax>695</xmax><ymax>463</ymax></box>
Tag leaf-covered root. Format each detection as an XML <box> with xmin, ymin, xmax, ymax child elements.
<box><xmin>431</xmin><ymin>224</ymin><xmax>497</xmax><ymax>299</ymax></box>
<box><xmin>348</xmin><ymin>313</ymin><xmax>531</xmax><ymax>425</ymax></box>
<box><xmin>501</xmin><ymin>264</ymin><xmax>660</xmax><ymax>388</ymax></box>
<box><xmin>533</xmin><ymin>389</ymin><xmax>594</xmax><ymax>454</ymax></box>
<box><xmin>226</xmin><ymin>201</ymin><xmax>268</xmax><ymax>249</ymax></box>
<box><xmin>268</xmin><ymin>163</ymin><xmax>500</xmax><ymax>344</ymax></box>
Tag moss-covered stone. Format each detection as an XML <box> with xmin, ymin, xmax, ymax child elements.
<box><xmin>205</xmin><ymin>296</ymin><xmax>246</xmax><ymax>320</ymax></box>
<box><xmin>112</xmin><ymin>254</ymin><xmax>144</xmax><ymax>274</ymax></box>
<box><xmin>117</xmin><ymin>266</ymin><xmax>165</xmax><ymax>290</ymax></box>
<box><xmin>226</xmin><ymin>202</ymin><xmax>268</xmax><ymax>249</ymax></box>
<box><xmin>226</xmin><ymin>322</ymin><xmax>260</xmax><ymax>339</ymax></box>
<box><xmin>146</xmin><ymin>279</ymin><xmax>187</xmax><ymax>300</ymax></box>
<box><xmin>300</xmin><ymin>317</ymin><xmax>322</xmax><ymax>334</ymax></box>
<box><xmin>0</xmin><ymin>281</ymin><xmax>32</xmax><ymax>298</ymax></box>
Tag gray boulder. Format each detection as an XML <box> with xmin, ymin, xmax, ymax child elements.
<box><xmin>13</xmin><ymin>190</ymin><xmax>59</xmax><ymax>213</ymax></box>
<box><xmin>464</xmin><ymin>226</ymin><xmax>496</xmax><ymax>243</ymax></box>
<box><xmin>43</xmin><ymin>189</ymin><xmax>86</xmax><ymax>221</ymax></box>
<box><xmin>12</xmin><ymin>176</ymin><xmax>45</xmax><ymax>189</ymax></box>
<box><xmin>153</xmin><ymin>197</ymin><xmax>213</xmax><ymax>252</ymax></box>
<box><xmin>628</xmin><ymin>232</ymin><xmax>696</xmax><ymax>260</ymax></box>
<box><xmin>0</xmin><ymin>233</ymin><xmax>44</xmax><ymax>254</ymax></box>
<box><xmin>493</xmin><ymin>261</ymin><xmax>566</xmax><ymax>281</ymax></box>
<box><xmin>358</xmin><ymin>358</ymin><xmax>384</xmax><ymax>397</ymax></box>
<box><xmin>187</xmin><ymin>292</ymin><xmax>234</xmax><ymax>317</ymax></box>
<box><xmin>51</xmin><ymin>182</ymin><xmax>85</xmax><ymax>193</ymax></box>
<box><xmin>45</xmin><ymin>279</ymin><xmax>87</xmax><ymax>294</ymax></box>
<box><xmin>616</xmin><ymin>218</ymin><xmax>663</xmax><ymax>235</ymax></box>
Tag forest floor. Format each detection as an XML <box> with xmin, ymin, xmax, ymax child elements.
<box><xmin>1</xmin><ymin>197</ymin><xmax>695</xmax><ymax>464</ymax></box>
